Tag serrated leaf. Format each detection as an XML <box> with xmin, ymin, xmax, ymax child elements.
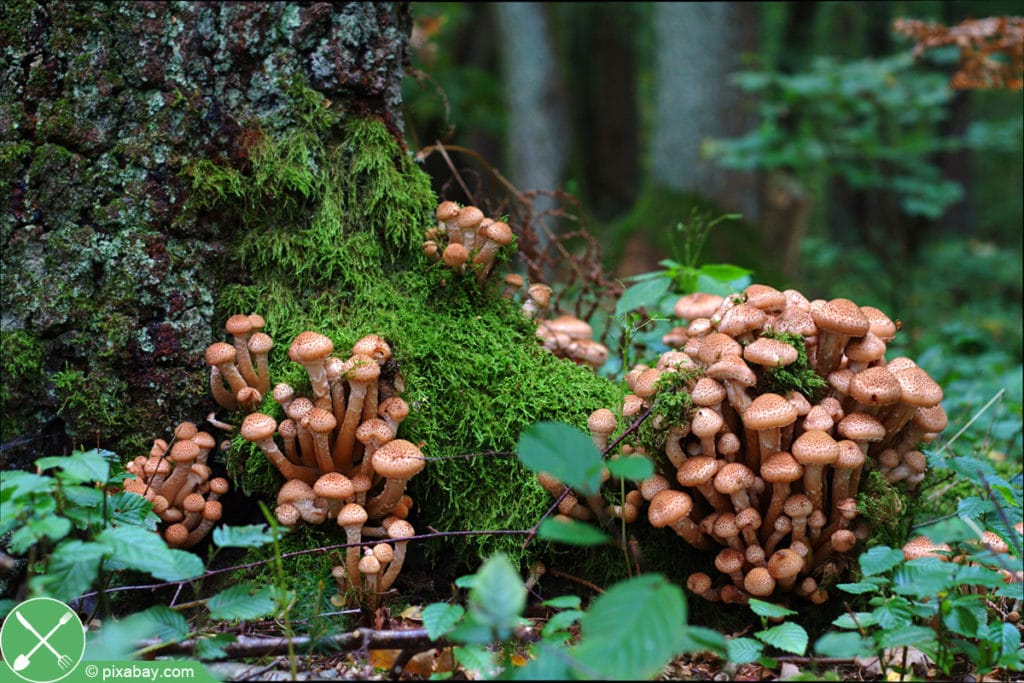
<box><xmin>540</xmin><ymin>609</ymin><xmax>583</xmax><ymax>639</ymax></box>
<box><xmin>537</xmin><ymin>517</ymin><xmax>610</xmax><ymax>546</ymax></box>
<box><xmin>859</xmin><ymin>546</ymin><xmax>904</xmax><ymax>576</ymax></box>
<box><xmin>1</xmin><ymin>471</ymin><xmax>54</xmax><ymax>502</ymax></box>
<box><xmin>726</xmin><ymin>636</ymin><xmax>764</xmax><ymax>664</ymax></box>
<box><xmin>421</xmin><ymin>602</ymin><xmax>465</xmax><ymax>640</ymax></box>
<box><xmin>892</xmin><ymin>558</ymin><xmax>958</xmax><ymax>598</ymax></box>
<box><xmin>615</xmin><ymin>276</ymin><xmax>671</xmax><ymax>316</ymax></box>
<box><xmin>517</xmin><ymin>422</ymin><xmax>604</xmax><ymax>496</ymax></box>
<box><xmin>194</xmin><ymin>633</ymin><xmax>236</xmax><ymax>661</ymax></box>
<box><xmin>957</xmin><ymin>496</ymin><xmax>996</xmax><ymax>519</ymax></box>
<box><xmin>541</xmin><ymin>595</ymin><xmax>581</xmax><ymax>609</ymax></box>
<box><xmin>873</xmin><ymin>597</ymin><xmax>915</xmax><ymax>630</ymax></box>
<box><xmin>605</xmin><ymin>456</ymin><xmax>654</xmax><ymax>482</ymax></box>
<box><xmin>96</xmin><ymin>525</ymin><xmax>203</xmax><ymax>581</ymax></box>
<box><xmin>213</xmin><ymin>524</ymin><xmax>279</xmax><ymax>548</ymax></box>
<box><xmin>454</xmin><ymin>575</ymin><xmax>476</xmax><ymax>589</ymax></box>
<box><xmin>208</xmin><ymin>584</ymin><xmax>277</xmax><ymax>620</ymax></box>
<box><xmin>36</xmin><ymin>450</ymin><xmax>111</xmax><ymax>484</ymax></box>
<box><xmin>748</xmin><ymin>598</ymin><xmax>797</xmax><ymax>618</ymax></box>
<box><xmin>832</xmin><ymin>611</ymin><xmax>877</xmax><ymax>630</ymax></box>
<box><xmin>837</xmin><ymin>582</ymin><xmax>881</xmax><ymax>595</ymax></box>
<box><xmin>877</xmin><ymin>624</ymin><xmax>938</xmax><ymax>649</ymax></box>
<box><xmin>454</xmin><ymin>645</ymin><xmax>500</xmax><ymax>679</ymax></box>
<box><xmin>1001</xmin><ymin>622</ymin><xmax>1022</xmax><ymax>659</ymax></box>
<box><xmin>30</xmin><ymin>540</ymin><xmax>106</xmax><ymax>600</ymax></box>
<box><xmin>571</xmin><ymin>573</ymin><xmax>687</xmax><ymax>679</ymax></box>
<box><xmin>942</xmin><ymin>598</ymin><xmax>987</xmax><ymax>638</ymax></box>
<box><xmin>756</xmin><ymin>622</ymin><xmax>808</xmax><ymax>655</ymax></box>
<box><xmin>142</xmin><ymin>605</ymin><xmax>190</xmax><ymax>642</ymax></box>
<box><xmin>84</xmin><ymin>605</ymin><xmax>187</xmax><ymax>660</ymax></box>
<box><xmin>814</xmin><ymin>631</ymin><xmax>874</xmax><ymax>658</ymax></box>
<box><xmin>468</xmin><ymin>554</ymin><xmax>525</xmax><ymax>637</ymax></box>
<box><xmin>108</xmin><ymin>490</ymin><xmax>158</xmax><ymax>529</ymax></box>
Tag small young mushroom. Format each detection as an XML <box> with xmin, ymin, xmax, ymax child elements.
<box><xmin>473</xmin><ymin>220</ymin><xmax>514</xmax><ymax>283</ymax></box>
<box><xmin>686</xmin><ymin>572</ymin><xmax>721</xmax><ymax>602</ymax></box>
<box><xmin>156</xmin><ymin>440</ymin><xmax>201</xmax><ymax>503</ymax></box>
<box><xmin>206</xmin><ymin>342</ymin><xmax>248</xmax><ymax>396</ymax></box>
<box><xmin>587</xmin><ymin>408</ymin><xmax>617</xmax><ymax>452</ymax></box>
<box><xmin>767</xmin><ymin>548</ymin><xmax>804</xmax><ymax>592</ymax></box>
<box><xmin>183</xmin><ymin>500</ymin><xmax>222</xmax><ymax>548</ymax></box>
<box><xmin>358</xmin><ymin>551</ymin><xmax>382</xmax><ymax>607</ymax></box>
<box><xmin>366</xmin><ymin>439</ymin><xmax>425</xmax><ymax>519</ymax></box>
<box><xmin>247</xmin><ymin>332</ymin><xmax>274</xmax><ymax>395</ymax></box>
<box><xmin>455</xmin><ymin>205</ymin><xmax>484</xmax><ymax>252</ymax></box>
<box><xmin>337</xmin><ymin>503</ymin><xmax>369</xmax><ymax>584</ymax></box>
<box><xmin>240</xmin><ymin>413</ymin><xmax>319</xmax><ymax>484</ymax></box>
<box><xmin>333</xmin><ymin>355</ymin><xmax>381</xmax><ymax>472</ymax></box>
<box><xmin>790</xmin><ymin>429</ymin><xmax>839</xmax><ymax>512</ymax></box>
<box><xmin>377</xmin><ymin>396</ymin><xmax>410</xmax><ymax>438</ymax></box>
<box><xmin>744</xmin><ymin>566</ymin><xmax>777</xmax><ymax>598</ymax></box>
<box><xmin>647</xmin><ymin>489</ymin><xmax>711</xmax><ymax>549</ymax></box>
<box><xmin>313</xmin><ymin>472</ymin><xmax>354</xmax><ymax>518</ymax></box>
<box><xmin>379</xmin><ymin>519</ymin><xmax>415</xmax><ymax>591</ymax></box>
<box><xmin>277</xmin><ymin>479</ymin><xmax>327</xmax><ymax>525</ymax></box>
<box><xmin>809</xmin><ymin>298</ymin><xmax>869</xmax><ymax>376</ymax></box>
<box><xmin>288</xmin><ymin>331</ymin><xmax>335</xmax><ymax>402</ymax></box>
<box><xmin>225</xmin><ymin>314</ymin><xmax>259</xmax><ymax>388</ymax></box>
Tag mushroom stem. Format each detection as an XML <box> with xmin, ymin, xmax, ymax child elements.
<box><xmin>209</xmin><ymin>367</ymin><xmax>239</xmax><ymax>411</ymax></box>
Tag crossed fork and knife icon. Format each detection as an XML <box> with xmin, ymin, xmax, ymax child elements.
<box><xmin>11</xmin><ymin>610</ymin><xmax>75</xmax><ymax>672</ymax></box>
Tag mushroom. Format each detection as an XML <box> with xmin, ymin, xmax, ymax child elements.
<box><xmin>691</xmin><ymin>407</ymin><xmax>724</xmax><ymax>459</ymax></box>
<box><xmin>647</xmin><ymin>489</ymin><xmax>711</xmax><ymax>549</ymax></box>
<box><xmin>183</xmin><ymin>500</ymin><xmax>222</xmax><ymax>548</ymax></box>
<box><xmin>501</xmin><ymin>273</ymin><xmax>525</xmax><ymax>299</ymax></box>
<box><xmin>790</xmin><ymin>429</ymin><xmax>839</xmax><ymax>512</ymax></box>
<box><xmin>337</xmin><ymin>503</ymin><xmax>369</xmax><ymax>584</ymax></box>
<box><xmin>716</xmin><ymin>303</ymin><xmax>767</xmax><ymax>344</ymax></box>
<box><xmin>744</xmin><ymin>566</ymin><xmax>777</xmax><ymax>598</ymax></box>
<box><xmin>674</xmin><ymin>292</ymin><xmax>725</xmax><ymax>321</ymax></box>
<box><xmin>378</xmin><ymin>397</ymin><xmax>410</xmax><ymax>438</ymax></box>
<box><xmin>455</xmin><ymin>205</ymin><xmax>484</xmax><ymax>252</ymax></box>
<box><xmin>241</xmin><ymin>413</ymin><xmax>318</xmax><ymax>484</ymax></box>
<box><xmin>830</xmin><ymin>439</ymin><xmax>866</xmax><ymax>516</ymax></box>
<box><xmin>764</xmin><ymin>515</ymin><xmax>793</xmax><ymax>556</ymax></box>
<box><xmin>783</xmin><ymin>494</ymin><xmax>814</xmax><ymax>546</ymax></box>
<box><xmin>355</xmin><ymin>418</ymin><xmax>394</xmax><ymax>475</ymax></box>
<box><xmin>743</xmin><ymin>393</ymin><xmax>799</xmax><ymax>471</ymax></box>
<box><xmin>366</xmin><ymin>439</ymin><xmax>425</xmax><ymax>518</ymax></box>
<box><xmin>848</xmin><ymin>366</ymin><xmax>902</xmax><ymax>417</ymax></box>
<box><xmin>844</xmin><ymin>332</ymin><xmax>886</xmax><ymax>373</ymax></box>
<box><xmin>435</xmin><ymin>200</ymin><xmax>462</xmax><ymax>244</ymax></box>
<box><xmin>285</xmin><ymin>397</ymin><xmax>318</xmax><ymax>469</ymax></box>
<box><xmin>288</xmin><ymin>331</ymin><xmax>335</xmax><ymax>403</ymax></box>
<box><xmin>473</xmin><ymin>220</ymin><xmax>514</xmax><ymax>282</ymax></box>
<box><xmin>587</xmin><ymin>408</ymin><xmax>617</xmax><ymax>453</ymax></box>
<box><xmin>156</xmin><ymin>440</ymin><xmax>201</xmax><ymax>503</ymax></box>
<box><xmin>676</xmin><ymin>456</ymin><xmax>731</xmax><ymax>513</ymax></box>
<box><xmin>225</xmin><ymin>314</ymin><xmax>259</xmax><ymax>388</ymax></box>
<box><xmin>314</xmin><ymin>472</ymin><xmax>354</xmax><ymax>519</ymax></box>
<box><xmin>379</xmin><ymin>519</ymin><xmax>415</xmax><ymax>591</ymax></box>
<box><xmin>705</xmin><ymin>354</ymin><xmax>757</xmax><ymax>415</ymax></box>
<box><xmin>809</xmin><ymin>298</ymin><xmax>870</xmax><ymax>376</ymax></box>
<box><xmin>277</xmin><ymin>479</ymin><xmax>327</xmax><ymax>524</ymax></box>
<box><xmin>442</xmin><ymin>242</ymin><xmax>470</xmax><ymax>272</ymax></box>
<box><xmin>715</xmin><ymin>547</ymin><xmax>747</xmax><ymax>587</ymax></box>
<box><xmin>302</xmin><ymin>407</ymin><xmax>338</xmax><ymax>474</ymax></box>
<box><xmin>767</xmin><ymin>548</ymin><xmax>804</xmax><ymax>592</ymax></box>
<box><xmin>274</xmin><ymin>503</ymin><xmax>301</xmax><ymax>528</ymax></box>
<box><xmin>247</xmin><ymin>332</ymin><xmax>274</xmax><ymax>395</ymax></box>
<box><xmin>743</xmin><ymin>336</ymin><xmax>799</xmax><ymax>369</ymax></box>
<box><xmin>332</xmin><ymin>355</ymin><xmax>381</xmax><ymax>472</ymax></box>
<box><xmin>714</xmin><ymin>462</ymin><xmax>757</xmax><ymax>513</ymax></box>
<box><xmin>358</xmin><ymin>550</ymin><xmax>382</xmax><ymax>608</ymax></box>
<box><xmin>686</xmin><ymin>572</ymin><xmax>721</xmax><ymax>602</ymax></box>
<box><xmin>522</xmin><ymin>283</ymin><xmax>553</xmax><ymax>318</ymax></box>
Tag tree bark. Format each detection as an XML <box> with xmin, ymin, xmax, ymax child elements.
<box><xmin>0</xmin><ymin>1</ymin><xmax>413</xmax><ymax>456</ymax></box>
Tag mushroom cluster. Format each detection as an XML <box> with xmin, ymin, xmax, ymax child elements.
<box><xmin>122</xmin><ymin>421</ymin><xmax>228</xmax><ymax>549</ymax></box>
<box><xmin>541</xmin><ymin>284</ymin><xmax>947</xmax><ymax>604</ymax></box>
<box><xmin>535</xmin><ymin>314</ymin><xmax>610</xmax><ymax>370</ymax></box>
<box><xmin>205</xmin><ymin>313</ymin><xmax>274</xmax><ymax>413</ymax></box>
<box><xmin>423</xmin><ymin>200</ymin><xmax>515</xmax><ymax>283</ymax></box>
<box><xmin>239</xmin><ymin>329</ymin><xmax>424</xmax><ymax>607</ymax></box>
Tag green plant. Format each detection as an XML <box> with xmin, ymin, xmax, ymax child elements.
<box><xmin>725</xmin><ymin>599</ymin><xmax>810</xmax><ymax>665</ymax></box>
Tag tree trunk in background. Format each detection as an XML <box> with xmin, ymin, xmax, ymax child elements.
<box><xmin>0</xmin><ymin>1</ymin><xmax>412</xmax><ymax>460</ymax></box>
<box><xmin>649</xmin><ymin>2</ymin><xmax>759</xmax><ymax>221</ymax></box>
<box><xmin>492</xmin><ymin>2</ymin><xmax>570</xmax><ymax>250</ymax></box>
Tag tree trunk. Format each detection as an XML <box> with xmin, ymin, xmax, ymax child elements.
<box><xmin>0</xmin><ymin>1</ymin><xmax>413</xmax><ymax>458</ymax></box>
<box><xmin>648</xmin><ymin>2</ymin><xmax>759</xmax><ymax>221</ymax></box>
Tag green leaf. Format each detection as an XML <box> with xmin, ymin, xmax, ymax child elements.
<box><xmin>956</xmin><ymin>563</ymin><xmax>1012</xmax><ymax>588</ymax></box>
<box><xmin>107</xmin><ymin>491</ymin><xmax>158</xmax><ymax>529</ymax></box>
<box><xmin>208</xmin><ymin>584</ymin><xmax>278</xmax><ymax>621</ymax></box>
<box><xmin>454</xmin><ymin>645</ymin><xmax>500</xmax><ymax>679</ymax></box>
<box><xmin>678</xmin><ymin>625</ymin><xmax>728</xmax><ymax>658</ymax></box>
<box><xmin>697</xmin><ymin>263</ymin><xmax>753</xmax><ymax>283</ymax></box>
<box><xmin>512</xmin><ymin>642</ymin><xmax>573</xmax><ymax>680</ymax></box>
<box><xmin>84</xmin><ymin>605</ymin><xmax>188</xmax><ymax>660</ymax></box>
<box><xmin>814</xmin><ymin>631</ymin><xmax>874</xmax><ymax>658</ymax></box>
<box><xmin>9</xmin><ymin>515</ymin><xmax>72</xmax><ymax>553</ymax></box>
<box><xmin>213</xmin><ymin>524</ymin><xmax>279</xmax><ymax>548</ymax></box>
<box><xmin>96</xmin><ymin>525</ymin><xmax>204</xmax><ymax>581</ymax></box>
<box><xmin>832</xmin><ymin>611</ymin><xmax>877</xmax><ymax>630</ymax></box>
<box><xmin>877</xmin><ymin>624</ymin><xmax>938</xmax><ymax>650</ymax></box>
<box><xmin>571</xmin><ymin>573</ymin><xmax>687</xmax><ymax>680</ymax></box>
<box><xmin>726</xmin><ymin>637</ymin><xmax>764</xmax><ymax>664</ymax></box>
<box><xmin>517</xmin><ymin>422</ymin><xmax>604</xmax><ymax>496</ymax></box>
<box><xmin>541</xmin><ymin>595</ymin><xmax>581</xmax><ymax>609</ymax></box>
<box><xmin>421</xmin><ymin>602</ymin><xmax>465</xmax><ymax>640</ymax></box>
<box><xmin>873</xmin><ymin>597</ymin><xmax>915</xmax><ymax>630</ymax></box>
<box><xmin>892</xmin><ymin>558</ymin><xmax>958</xmax><ymax>598</ymax></box>
<box><xmin>756</xmin><ymin>622</ymin><xmax>808</xmax><ymax>655</ymax></box>
<box><xmin>36</xmin><ymin>449</ymin><xmax>111</xmax><ymax>484</ymax></box>
<box><xmin>194</xmin><ymin>633</ymin><xmax>236</xmax><ymax>661</ymax></box>
<box><xmin>31</xmin><ymin>540</ymin><xmax>106</xmax><ymax>600</ymax></box>
<box><xmin>1001</xmin><ymin>622</ymin><xmax>1022</xmax><ymax>660</ymax></box>
<box><xmin>540</xmin><ymin>609</ymin><xmax>583</xmax><ymax>639</ymax></box>
<box><xmin>616</xmin><ymin>276</ymin><xmax>671</xmax><ymax>316</ymax></box>
<box><xmin>1</xmin><ymin>471</ymin><xmax>54</xmax><ymax>502</ymax></box>
<box><xmin>141</xmin><ymin>605</ymin><xmax>190</xmax><ymax>642</ymax></box>
<box><xmin>859</xmin><ymin>546</ymin><xmax>904</xmax><ymax>576</ymax></box>
<box><xmin>537</xmin><ymin>517</ymin><xmax>610</xmax><ymax>546</ymax></box>
<box><xmin>836</xmin><ymin>582</ymin><xmax>881</xmax><ymax>595</ymax></box>
<box><xmin>605</xmin><ymin>456</ymin><xmax>654</xmax><ymax>482</ymax></box>
<box><xmin>467</xmin><ymin>554</ymin><xmax>526</xmax><ymax>638</ymax></box>
<box><xmin>748</xmin><ymin>598</ymin><xmax>797</xmax><ymax>619</ymax></box>
<box><xmin>957</xmin><ymin>496</ymin><xmax>996</xmax><ymax>519</ymax></box>
<box><xmin>942</xmin><ymin>597</ymin><xmax>987</xmax><ymax>638</ymax></box>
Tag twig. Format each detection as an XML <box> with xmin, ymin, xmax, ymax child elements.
<box><xmin>546</xmin><ymin>567</ymin><xmax>605</xmax><ymax>595</ymax></box>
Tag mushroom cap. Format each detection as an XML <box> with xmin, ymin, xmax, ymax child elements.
<box><xmin>278</xmin><ymin>418</ymin><xmax>298</xmax><ymax>439</ymax></box>
<box><xmin>274</xmin><ymin>503</ymin><xmax>301</xmax><ymax>527</ymax></box>
<box><xmin>587</xmin><ymin>408</ymin><xmax>618</xmax><ymax>437</ymax></box>
<box><xmin>717</xmin><ymin>303</ymin><xmax>767</xmax><ymax>338</ymax></box>
<box><xmin>435</xmin><ymin>200</ymin><xmax>461</xmax><ymax>222</ymax></box>
<box><xmin>718</xmin><ymin>432</ymin><xmax>741</xmax><ymax>458</ymax></box>
<box><xmin>860</xmin><ymin>305</ymin><xmax>897</xmax><ymax>341</ymax></box>
<box><xmin>912</xmin><ymin>404</ymin><xmax>948</xmax><ymax>433</ymax></box>
<box><xmin>827</xmin><ymin>368</ymin><xmax>855</xmax><ymax>395</ymax></box>
<box><xmin>302</xmin><ymin>407</ymin><xmax>337</xmax><ymax>434</ymax></box>
<box><xmin>373</xmin><ymin>543</ymin><xmax>395</xmax><ymax>564</ymax></box>
<box><xmin>372</xmin><ymin>439</ymin><xmax>425</xmax><ymax>480</ymax></box>
<box><xmin>767</xmin><ymin>548</ymin><xmax>804</xmax><ymax>580</ymax></box>
<box><xmin>248</xmin><ymin>331</ymin><xmax>274</xmax><ymax>355</ymax></box>
<box><xmin>744</xmin><ymin>393</ymin><xmax>799</xmax><ymax>431</ymax></box>
<box><xmin>639</xmin><ymin>474</ymin><xmax>671</xmax><ymax>501</ymax></box>
<box><xmin>208</xmin><ymin>477</ymin><xmax>230</xmax><ymax>496</ymax></box>
<box><xmin>357</xmin><ymin>418</ymin><xmax>394</xmax><ymax>447</ymax></box>
<box><xmin>202</xmin><ymin>500</ymin><xmax>223</xmax><ymax>521</ymax></box>
<box><xmin>735</xmin><ymin>506</ymin><xmax>761</xmax><ymax>530</ymax></box>
<box><xmin>782</xmin><ymin>494</ymin><xmax>814</xmax><ymax>519</ymax></box>
<box><xmin>691</xmin><ymin>377</ymin><xmax>727</xmax><ymax>406</ymax></box>
<box><xmin>787</xmin><ymin>390</ymin><xmax>812</xmax><ymax>416</ymax></box>
<box><xmin>647</xmin><ymin>489</ymin><xmax>693</xmax><ymax>528</ymax></box>
<box><xmin>783</xmin><ymin>288</ymin><xmax>811</xmax><ymax>310</ymax></box>
<box><xmin>164</xmin><ymin>523</ymin><xmax>190</xmax><ymax>546</ymax></box>
<box><xmin>344</xmin><ymin>354</ymin><xmax>381</xmax><ymax>383</ymax></box>
<box><xmin>183</xmin><ymin>492</ymin><xmax>207</xmax><ymax>513</ymax></box>
<box><xmin>277</xmin><ymin>479</ymin><xmax>316</xmax><ymax>506</ymax></box>
<box><xmin>697</xmin><ymin>333</ymin><xmax>743</xmax><ymax>364</ymax></box>
<box><xmin>241</xmin><ymin>412</ymin><xmax>277</xmax><ymax>442</ymax></box>
<box><xmin>566</xmin><ymin>339</ymin><xmax>609</xmax><ymax>367</ymax></box>
<box><xmin>893</xmin><ymin>367</ymin><xmax>944</xmax><ymax>407</ymax></box>
<box><xmin>810</xmin><ymin>298</ymin><xmax>870</xmax><ymax>336</ymax></box>
<box><xmin>273</xmin><ymin>383</ymin><xmax>295</xmax><ymax>405</ymax></box>
<box><xmin>674</xmin><ymin>292</ymin><xmax>724</xmax><ymax>321</ymax></box>
<box><xmin>225</xmin><ymin>314</ymin><xmax>254</xmax><ymax>337</ymax></box>
<box><xmin>714</xmin><ymin>547</ymin><xmax>745</xmax><ymax>575</ymax></box>
<box><xmin>791</xmin><ymin>429</ymin><xmax>839</xmax><ymax>466</ymax></box>
<box><xmin>706</xmin><ymin>354</ymin><xmax>757</xmax><ymax>387</ymax></box>
<box><xmin>632</xmin><ymin>368</ymin><xmax>664</xmax><ymax>399</ymax></box>
<box><xmin>247</xmin><ymin>313</ymin><xmax>266</xmax><ymax>331</ymax></box>
<box><xmin>676</xmin><ymin>456</ymin><xmax>721</xmax><ymax>487</ymax></box>
<box><xmin>378</xmin><ymin>397</ymin><xmax>410</xmax><ymax>422</ymax></box>
<box><xmin>621</xmin><ymin>394</ymin><xmax>645</xmax><ymax>417</ymax></box>
<box><xmin>844</xmin><ymin>332</ymin><xmax>886</xmax><ymax>364</ymax></box>
<box><xmin>902</xmin><ymin>450</ymin><xmax>927</xmax><ymax>473</ymax></box>
<box><xmin>456</xmin><ymin>205</ymin><xmax>484</xmax><ymax>230</ymax></box>
<box><xmin>849</xmin><ymin>367</ymin><xmax>901</xmax><ymax>407</ymax></box>
<box><xmin>170</xmin><ymin>439</ymin><xmax>201</xmax><ymax>464</ymax></box>
<box><xmin>350</xmin><ymin>472</ymin><xmax>372</xmax><ymax>493</ymax></box>
<box><xmin>902</xmin><ymin>535</ymin><xmax>950</xmax><ymax>561</ymax></box>
<box><xmin>771</xmin><ymin>306</ymin><xmax>818</xmax><ymax>337</ymax></box>
<box><xmin>714</xmin><ymin>462</ymin><xmax>756</xmax><ymax>496</ymax></box>
<box><xmin>504</xmin><ymin>273</ymin><xmax>525</xmax><ymax>289</ymax></box>
<box><xmin>314</xmin><ymin>472</ymin><xmax>354</xmax><ymax>500</ymax></box>
<box><xmin>337</xmin><ymin>502</ymin><xmax>369</xmax><ymax>528</ymax></box>
<box><xmin>359</xmin><ymin>552</ymin><xmax>381</xmax><ymax>575</ymax></box>
<box><xmin>526</xmin><ymin>283</ymin><xmax>553</xmax><ymax>307</ymax></box>
<box><xmin>387</xmin><ymin>519</ymin><xmax>415</xmax><ymax>540</ymax></box>
<box><xmin>834</xmin><ymin>440</ymin><xmax>866</xmax><ymax>469</ymax></box>
<box><xmin>288</xmin><ymin>331</ymin><xmax>334</xmax><ymax>364</ymax></box>
<box><xmin>743</xmin><ymin>337</ymin><xmax>799</xmax><ymax>368</ymax></box>
<box><xmin>831</xmin><ymin>529</ymin><xmax>857</xmax><ymax>553</ymax></box>
<box><xmin>885</xmin><ymin>356</ymin><xmax>918</xmax><ymax>374</ymax></box>
<box><xmin>687</xmin><ymin>572</ymin><xmax>713</xmax><ymax>595</ymax></box>
<box><xmin>442</xmin><ymin>243</ymin><xmax>470</xmax><ymax>268</ymax></box>
<box><xmin>744</xmin><ymin>567</ymin><xmax>777</xmax><ymax>597</ymax></box>
<box><xmin>837</xmin><ymin>412</ymin><xmax>885</xmax><ymax>442</ymax></box>
<box><xmin>205</xmin><ymin>341</ymin><xmax>237</xmax><ymax>367</ymax></box>
<box><xmin>546</xmin><ymin>315</ymin><xmax>593</xmax><ymax>340</ymax></box>
<box><xmin>174</xmin><ymin>421</ymin><xmax>199</xmax><ymax>441</ymax></box>
<box><xmin>713</xmin><ymin>513</ymin><xmax>740</xmax><ymax>539</ymax></box>
<box><xmin>194</xmin><ymin>431</ymin><xmax>217</xmax><ymax>451</ymax></box>
<box><xmin>744</xmin><ymin>284</ymin><xmax>788</xmax><ymax>313</ymax></box>
<box><xmin>351</xmin><ymin>334</ymin><xmax>391</xmax><ymax>363</ymax></box>
<box><xmin>802</xmin><ymin>405</ymin><xmax>834</xmax><ymax>432</ymax></box>
<box><xmin>480</xmin><ymin>220</ymin><xmax>514</xmax><ymax>245</ymax></box>
<box><xmin>691</xmin><ymin>407</ymin><xmax>724</xmax><ymax>439</ymax></box>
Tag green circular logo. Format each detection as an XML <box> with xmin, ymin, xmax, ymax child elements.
<box><xmin>1</xmin><ymin>598</ymin><xmax>85</xmax><ymax>683</ymax></box>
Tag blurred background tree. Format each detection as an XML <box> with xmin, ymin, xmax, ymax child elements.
<box><xmin>403</xmin><ymin>0</ymin><xmax>1022</xmax><ymax>476</ymax></box>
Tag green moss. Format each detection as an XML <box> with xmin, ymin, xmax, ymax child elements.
<box><xmin>636</xmin><ymin>368</ymin><xmax>699</xmax><ymax>457</ymax></box>
<box><xmin>857</xmin><ymin>469</ymin><xmax>914</xmax><ymax>549</ymax></box>
<box><xmin>0</xmin><ymin>330</ymin><xmax>47</xmax><ymax>440</ymax></box>
<box><xmin>757</xmin><ymin>330</ymin><xmax>829</xmax><ymax>401</ymax></box>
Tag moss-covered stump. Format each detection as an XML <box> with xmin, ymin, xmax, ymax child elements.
<box><xmin>1</xmin><ymin>1</ymin><xmax>412</xmax><ymax>452</ymax></box>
